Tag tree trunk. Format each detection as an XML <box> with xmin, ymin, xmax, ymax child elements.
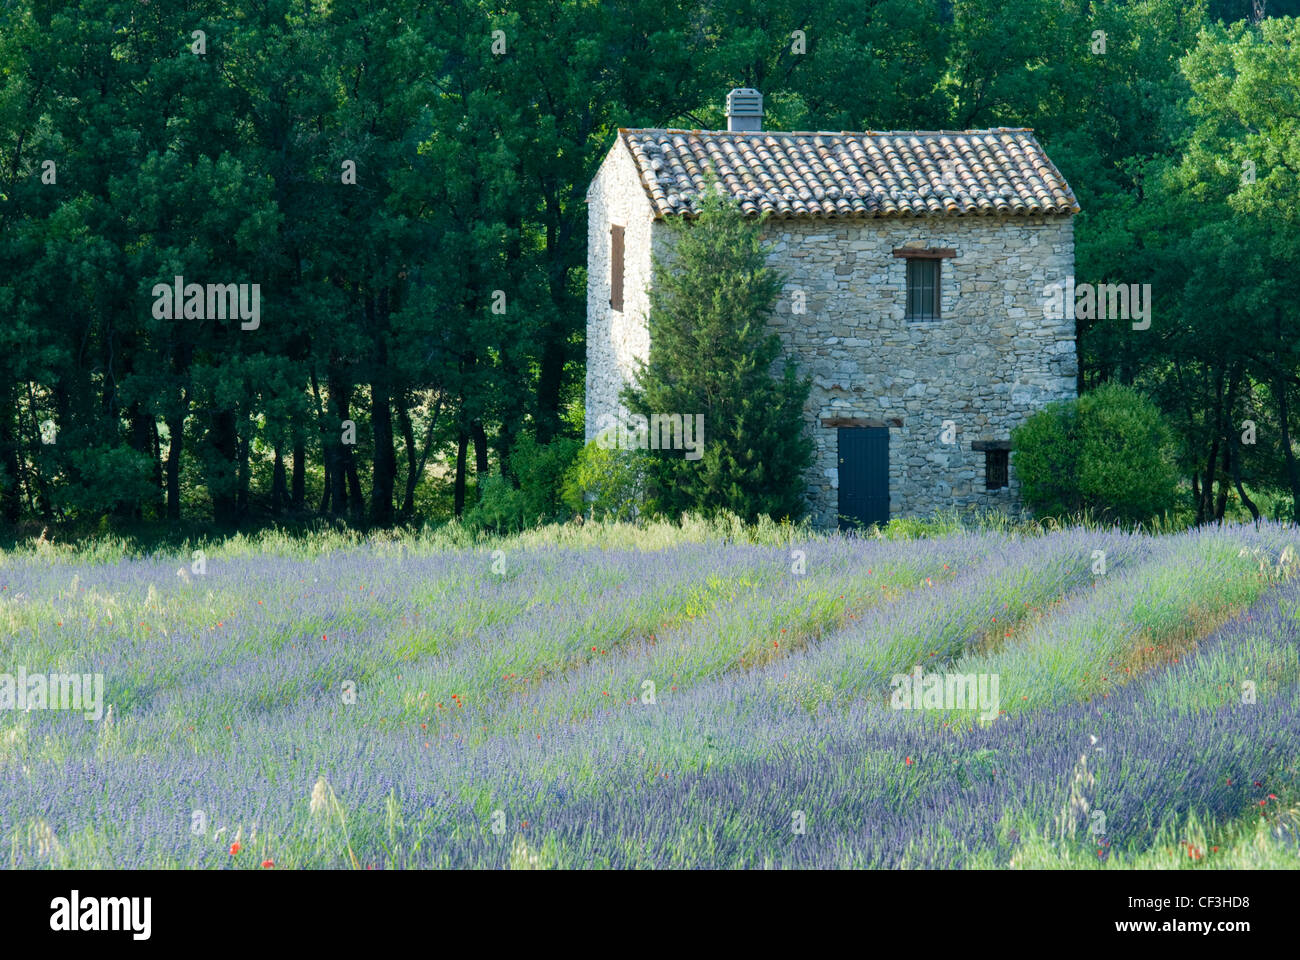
<box><xmin>347</xmin><ymin>456</ymin><xmax>364</xmax><ymax>525</ymax></box>
<box><xmin>1231</xmin><ymin>428</ymin><xmax>1259</xmax><ymax>523</ymax></box>
<box><xmin>1214</xmin><ymin>439</ymin><xmax>1230</xmax><ymax>522</ymax></box>
<box><xmin>1215</xmin><ymin>367</ymin><xmax>1242</xmax><ymax>523</ymax></box>
<box><xmin>330</xmin><ymin>441</ymin><xmax>348</xmax><ymax>519</ymax></box>
<box><xmin>327</xmin><ymin>371</ymin><xmax>350</xmax><ymax>520</ymax></box>
<box><xmin>1199</xmin><ymin>438</ymin><xmax>1219</xmax><ymax>526</ymax></box>
<box><xmin>1271</xmin><ymin>306</ymin><xmax>1300</xmax><ymax>522</ymax></box>
<box><xmin>535</xmin><ymin>187</ymin><xmax>570</xmax><ymax>444</ymax></box>
<box><xmin>1199</xmin><ymin>366</ymin><xmax>1226</xmax><ymax>525</ymax></box>
<box><xmin>453</xmin><ymin>429</ymin><xmax>468</xmax><ymax>518</ymax></box>
<box><xmin>149</xmin><ymin>417</ymin><xmax>163</xmax><ymax>512</ymax></box>
<box><xmin>210</xmin><ymin>408</ymin><xmax>239</xmax><ymax>528</ymax></box>
<box><xmin>1275</xmin><ymin>372</ymin><xmax>1300</xmax><ymax>524</ymax></box>
<box><xmin>122</xmin><ymin>404</ymin><xmax>152</xmax><ymax>520</ymax></box>
<box><xmin>497</xmin><ymin>424</ymin><xmax>513</xmax><ymax>478</ymax></box>
<box><xmin>0</xmin><ymin>392</ymin><xmax>23</xmax><ymax>523</ymax></box>
<box><xmin>471</xmin><ymin>420</ymin><xmax>489</xmax><ymax>474</ymax></box>
<box><xmin>310</xmin><ymin>368</ymin><xmax>332</xmax><ymax>516</ymax></box>
<box><xmin>370</xmin><ymin>379</ymin><xmax>396</xmax><ymax>525</ymax></box>
<box><xmin>534</xmin><ymin>337</ymin><xmax>565</xmax><ymax>444</ymax></box>
<box><xmin>24</xmin><ymin>382</ymin><xmax>52</xmax><ymax>520</ymax></box>
<box><xmin>319</xmin><ymin>459</ymin><xmax>333</xmax><ymax>515</ymax></box>
<box><xmin>368</xmin><ymin>290</ymin><xmax>397</xmax><ymax>526</ymax></box>
<box><xmin>291</xmin><ymin>440</ymin><xmax>305</xmax><ymax>510</ymax></box>
<box><xmin>397</xmin><ymin>398</ymin><xmax>418</xmax><ymax>518</ymax></box>
<box><xmin>413</xmin><ymin>393</ymin><xmax>445</xmax><ymax>486</ymax></box>
<box><xmin>165</xmin><ymin>406</ymin><xmax>185</xmax><ymax>523</ymax></box>
<box><xmin>272</xmin><ymin>444</ymin><xmax>287</xmax><ymax>515</ymax></box>
<box><xmin>236</xmin><ymin>408</ymin><xmax>251</xmax><ymax>516</ymax></box>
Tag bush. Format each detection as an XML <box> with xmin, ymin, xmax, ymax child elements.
<box><xmin>464</xmin><ymin>475</ymin><xmax>525</xmax><ymax>533</ymax></box>
<box><xmin>560</xmin><ymin>439</ymin><xmax>647</xmax><ymax>521</ymax></box>
<box><xmin>58</xmin><ymin>444</ymin><xmax>158</xmax><ymax>517</ymax></box>
<box><xmin>509</xmin><ymin>434</ymin><xmax>581</xmax><ymax>522</ymax></box>
<box><xmin>1012</xmin><ymin>382</ymin><xmax>1180</xmax><ymax>525</ymax></box>
<box><xmin>464</xmin><ymin>435</ymin><xmax>581</xmax><ymax>533</ymax></box>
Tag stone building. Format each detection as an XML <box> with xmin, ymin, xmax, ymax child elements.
<box><xmin>585</xmin><ymin>89</ymin><xmax>1080</xmax><ymax>528</ymax></box>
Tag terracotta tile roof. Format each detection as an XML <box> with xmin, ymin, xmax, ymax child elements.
<box><xmin>619</xmin><ymin>127</ymin><xmax>1079</xmax><ymax>219</ymax></box>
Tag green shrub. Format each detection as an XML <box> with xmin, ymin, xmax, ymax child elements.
<box><xmin>1012</xmin><ymin>382</ymin><xmax>1180</xmax><ymax>525</ymax></box>
<box><xmin>464</xmin><ymin>475</ymin><xmax>525</xmax><ymax>533</ymax></box>
<box><xmin>465</xmin><ymin>435</ymin><xmax>581</xmax><ymax>533</ymax></box>
<box><xmin>1009</xmin><ymin>402</ymin><xmax>1079</xmax><ymax>520</ymax></box>
<box><xmin>58</xmin><ymin>444</ymin><xmax>158</xmax><ymax>517</ymax></box>
<box><xmin>561</xmin><ymin>438</ymin><xmax>648</xmax><ymax>521</ymax></box>
<box><xmin>509</xmin><ymin>434</ymin><xmax>581</xmax><ymax>522</ymax></box>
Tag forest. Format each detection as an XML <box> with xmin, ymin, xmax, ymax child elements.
<box><xmin>1</xmin><ymin>0</ymin><xmax>1299</xmax><ymax>533</ymax></box>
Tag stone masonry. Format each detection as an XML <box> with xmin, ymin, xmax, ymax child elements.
<box><xmin>586</xmin><ymin>129</ymin><xmax>1078</xmax><ymax>526</ymax></box>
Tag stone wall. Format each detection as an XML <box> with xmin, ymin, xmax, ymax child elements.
<box><xmin>585</xmin><ymin>140</ymin><xmax>1078</xmax><ymax>526</ymax></box>
<box><xmin>585</xmin><ymin>142</ymin><xmax>657</xmax><ymax>442</ymax></box>
<box><xmin>761</xmin><ymin>215</ymin><xmax>1077</xmax><ymax>526</ymax></box>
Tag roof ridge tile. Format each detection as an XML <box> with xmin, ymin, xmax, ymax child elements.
<box><xmin>617</xmin><ymin>127</ymin><xmax>1079</xmax><ymax>219</ymax></box>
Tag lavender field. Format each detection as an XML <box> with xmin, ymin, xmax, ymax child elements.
<box><xmin>2</xmin><ymin>520</ymin><xmax>1299</xmax><ymax>869</ymax></box>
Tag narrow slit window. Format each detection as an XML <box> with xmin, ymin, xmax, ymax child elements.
<box><xmin>905</xmin><ymin>257</ymin><xmax>939</xmax><ymax>321</ymax></box>
<box><xmin>985</xmin><ymin>449</ymin><xmax>1009</xmax><ymax>490</ymax></box>
<box><xmin>610</xmin><ymin>224</ymin><xmax>624</xmax><ymax>312</ymax></box>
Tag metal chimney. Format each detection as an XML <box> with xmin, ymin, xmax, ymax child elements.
<box><xmin>726</xmin><ymin>88</ymin><xmax>762</xmax><ymax>132</ymax></box>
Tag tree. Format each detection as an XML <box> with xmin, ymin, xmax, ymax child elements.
<box><xmin>1013</xmin><ymin>382</ymin><xmax>1180</xmax><ymax>525</ymax></box>
<box><xmin>1175</xmin><ymin>17</ymin><xmax>1300</xmax><ymax>521</ymax></box>
<box><xmin>623</xmin><ymin>186</ymin><xmax>812</xmax><ymax>523</ymax></box>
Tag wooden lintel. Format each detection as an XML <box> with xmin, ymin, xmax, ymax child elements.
<box><xmin>891</xmin><ymin>247</ymin><xmax>956</xmax><ymax>259</ymax></box>
<box><xmin>821</xmin><ymin>417</ymin><xmax>903</xmax><ymax>428</ymax></box>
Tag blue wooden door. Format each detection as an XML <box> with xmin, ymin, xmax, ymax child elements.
<box><xmin>838</xmin><ymin>427</ymin><xmax>889</xmax><ymax>529</ymax></box>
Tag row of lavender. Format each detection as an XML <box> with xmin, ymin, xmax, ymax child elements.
<box><xmin>1</xmin><ymin>524</ymin><xmax>1296</xmax><ymax>867</ymax></box>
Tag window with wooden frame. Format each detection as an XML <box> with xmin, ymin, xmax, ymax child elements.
<box><xmin>894</xmin><ymin>247</ymin><xmax>954</xmax><ymax>322</ymax></box>
<box><xmin>905</xmin><ymin>258</ymin><xmax>939</xmax><ymax>321</ymax></box>
<box><xmin>609</xmin><ymin>224</ymin><xmax>625</xmax><ymax>312</ymax></box>
<box><xmin>985</xmin><ymin>449</ymin><xmax>1009</xmax><ymax>490</ymax></box>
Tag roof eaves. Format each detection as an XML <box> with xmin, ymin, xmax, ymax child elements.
<box><xmin>620</xmin><ymin>126</ymin><xmax>1080</xmax><ymax>219</ymax></box>
<box><xmin>617</xmin><ymin>129</ymin><xmax>666</xmax><ymax>217</ymax></box>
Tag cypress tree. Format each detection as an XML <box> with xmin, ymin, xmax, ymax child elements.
<box><xmin>623</xmin><ymin>185</ymin><xmax>813</xmax><ymax>522</ymax></box>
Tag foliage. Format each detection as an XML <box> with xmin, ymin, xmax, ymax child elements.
<box><xmin>1014</xmin><ymin>383</ymin><xmax>1181</xmax><ymax>525</ymax></box>
<box><xmin>623</xmin><ymin>187</ymin><xmax>813</xmax><ymax>523</ymax></box>
<box><xmin>560</xmin><ymin>439</ymin><xmax>648</xmax><ymax>521</ymax></box>
<box><xmin>1</xmin><ymin>2</ymin><xmax>1299</xmax><ymax>535</ymax></box>
<box><xmin>465</xmin><ymin>435</ymin><xmax>580</xmax><ymax>532</ymax></box>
